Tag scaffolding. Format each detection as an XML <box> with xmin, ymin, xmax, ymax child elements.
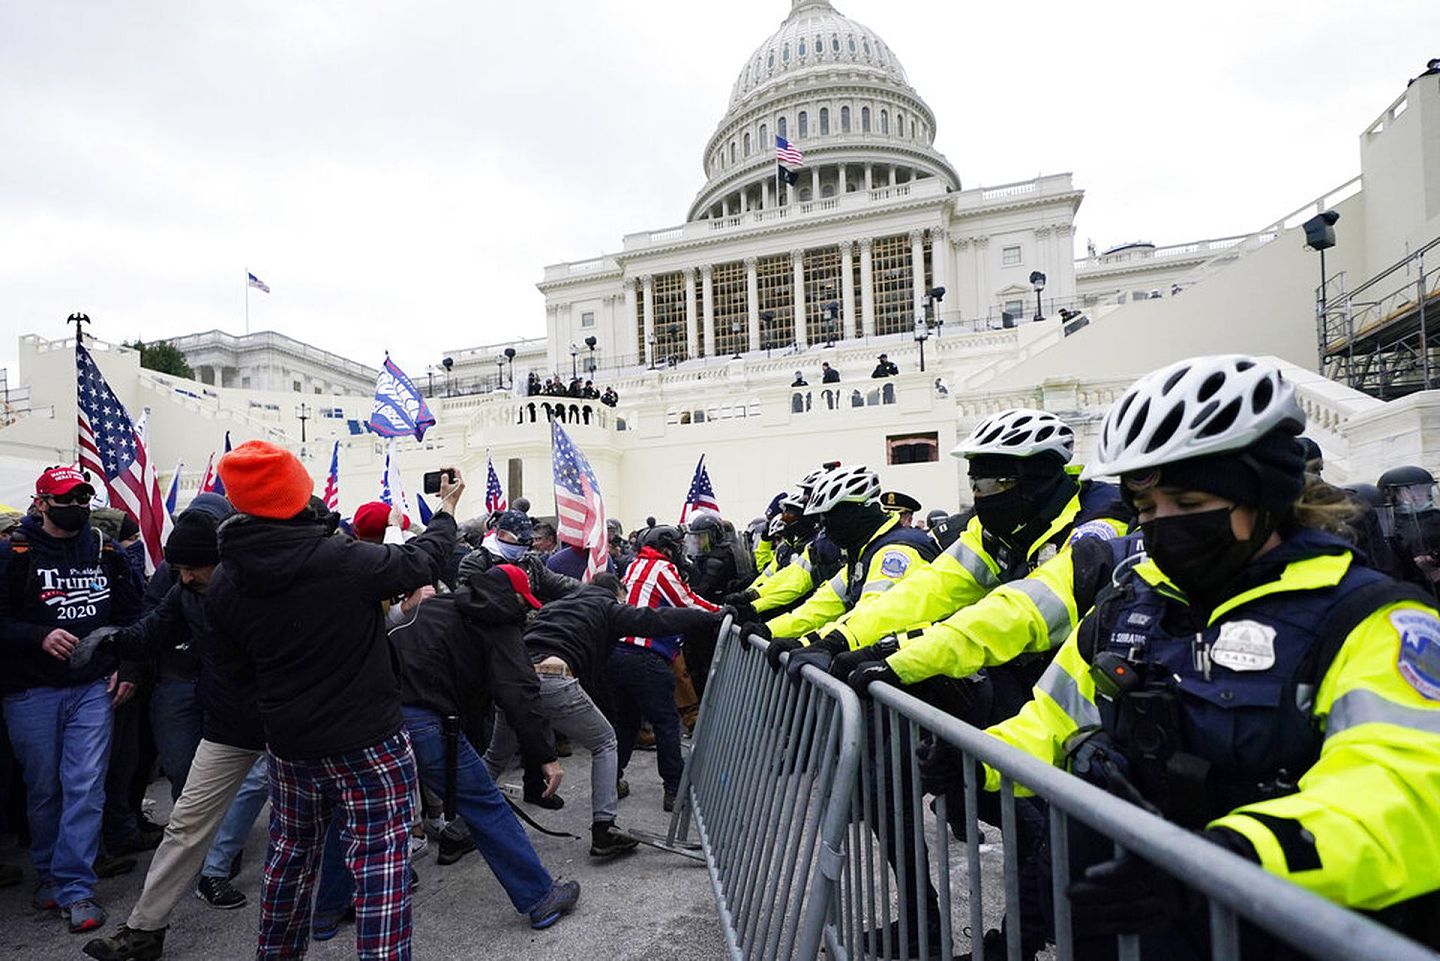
<box><xmin>1319</xmin><ymin>235</ymin><xmax>1440</xmax><ymax>399</ymax></box>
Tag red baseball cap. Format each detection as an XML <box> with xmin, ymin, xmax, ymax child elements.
<box><xmin>493</xmin><ymin>563</ymin><xmax>542</xmax><ymax>609</ymax></box>
<box><xmin>351</xmin><ymin>501</ymin><xmax>410</xmax><ymax>541</ymax></box>
<box><xmin>36</xmin><ymin>466</ymin><xmax>96</xmax><ymax>498</ymax></box>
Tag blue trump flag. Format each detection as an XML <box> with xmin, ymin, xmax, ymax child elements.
<box><xmin>368</xmin><ymin>356</ymin><xmax>436</xmax><ymax>441</ymax></box>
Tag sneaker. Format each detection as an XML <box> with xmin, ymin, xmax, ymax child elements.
<box><xmin>436</xmin><ymin>831</ymin><xmax>476</xmax><ymax>866</ymax></box>
<box><xmin>33</xmin><ymin>878</ymin><xmax>57</xmax><ymax>911</ymax></box>
<box><xmin>662</xmin><ymin>792</ymin><xmax>676</xmax><ymax>813</ymax></box>
<box><xmin>589</xmin><ymin>821</ymin><xmax>640</xmax><ymax>858</ymax></box>
<box><xmin>195</xmin><ymin>875</ymin><xmax>247</xmax><ymax>910</ymax></box>
<box><xmin>83</xmin><ymin>924</ymin><xmax>167</xmax><ymax>961</ymax></box>
<box><xmin>615</xmin><ymin>778</ymin><xmax>630</xmax><ymax>800</ymax></box>
<box><xmin>0</xmin><ymin>863</ymin><xmax>21</xmax><ymax>888</ymax></box>
<box><xmin>312</xmin><ymin>905</ymin><xmax>355</xmax><ymax>942</ymax></box>
<box><xmin>94</xmin><ymin>854</ymin><xmax>137</xmax><ymax>878</ymax></box>
<box><xmin>528</xmin><ymin>878</ymin><xmax>580</xmax><ymax>930</ymax></box>
<box><xmin>63</xmin><ymin>898</ymin><xmax>108</xmax><ymax>934</ymax></box>
<box><xmin>523</xmin><ymin>790</ymin><xmax>565</xmax><ymax>811</ymax></box>
<box><xmin>554</xmin><ymin>735</ymin><xmax>572</xmax><ymax>758</ymax></box>
<box><xmin>408</xmin><ymin>832</ymin><xmax>428</xmax><ymax>859</ymax></box>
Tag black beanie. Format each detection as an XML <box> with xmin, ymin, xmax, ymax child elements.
<box><xmin>1132</xmin><ymin>428</ymin><xmax>1307</xmax><ymax>514</ymax></box>
<box><xmin>165</xmin><ymin>510</ymin><xmax>220</xmax><ymax>567</ymax></box>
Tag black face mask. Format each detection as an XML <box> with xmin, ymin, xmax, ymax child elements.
<box><xmin>973</xmin><ymin>486</ymin><xmax>1031</xmax><ymax>539</ymax></box>
<box><xmin>823</xmin><ymin>504</ymin><xmax>883</xmax><ymax>553</ymax></box>
<box><xmin>1140</xmin><ymin>507</ymin><xmax>1266</xmax><ymax>603</ymax></box>
<box><xmin>47</xmin><ymin>504</ymin><xmax>90</xmax><ymax>533</ymax></box>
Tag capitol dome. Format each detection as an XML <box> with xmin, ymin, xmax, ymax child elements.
<box><xmin>689</xmin><ymin>0</ymin><xmax>959</xmax><ymax>222</ymax></box>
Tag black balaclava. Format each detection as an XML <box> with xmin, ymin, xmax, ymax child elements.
<box><xmin>822</xmin><ymin>501</ymin><xmax>888</xmax><ymax>554</ymax></box>
<box><xmin>969</xmin><ymin>452</ymin><xmax>1074</xmax><ymax>548</ymax></box>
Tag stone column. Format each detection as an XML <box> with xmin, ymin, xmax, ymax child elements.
<box><xmin>864</xmin><ymin>163</ymin><xmax>873</xmax><ymax>191</ymax></box>
<box><xmin>859</xmin><ymin>239</ymin><xmax>876</xmax><ymax>337</ymax></box>
<box><xmin>839</xmin><ymin>241</ymin><xmax>856</xmax><ymax>339</ymax></box>
<box><xmin>641</xmin><ymin>274</ymin><xmax>655</xmax><ymax>366</ymax></box>
<box><xmin>622</xmin><ymin>279</ymin><xmax>639</xmax><ymax>360</ymax></box>
<box><xmin>810</xmin><ymin>167</ymin><xmax>820</xmax><ymax>200</ymax></box>
<box><xmin>683</xmin><ymin>268</ymin><xmax>699</xmax><ymax>358</ymax></box>
<box><xmin>1034</xmin><ymin>226</ymin><xmax>1053</xmax><ymax>314</ymax></box>
<box><xmin>791</xmin><ymin>249</ymin><xmax>808</xmax><ymax>349</ymax></box>
<box><xmin>762</xmin><ymin>178</ymin><xmax>772</xmax><ymax>210</ymax></box>
<box><xmin>722</xmin><ymin>196</ymin><xmax>731</xmax><ymax>218</ymax></box>
<box><xmin>973</xmin><ymin>236</ymin><xmax>991</xmax><ymax>321</ymax></box>
<box><xmin>954</xmin><ymin>236</ymin><xmax>972</xmax><ymax>324</ymax></box>
<box><xmin>701</xmin><ymin>265</ymin><xmax>716</xmax><ymax>357</ymax></box>
<box><xmin>745</xmin><ymin>257</ymin><xmax>760</xmax><ymax>353</ymax></box>
<box><xmin>910</xmin><ymin>229</ymin><xmax>926</xmax><ymax>327</ymax></box>
<box><xmin>931</xmin><ymin>226</ymin><xmax>949</xmax><ymax>327</ymax></box>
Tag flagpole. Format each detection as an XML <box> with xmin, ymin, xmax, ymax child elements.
<box><xmin>244</xmin><ymin>268</ymin><xmax>250</xmax><ymax>336</ymax></box>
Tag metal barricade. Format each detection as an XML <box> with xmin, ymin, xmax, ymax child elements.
<box><xmin>822</xmin><ymin>677</ymin><xmax>1439</xmax><ymax>961</ymax></box>
<box><xmin>668</xmin><ymin>623</ymin><xmax>862</xmax><ymax>961</ymax></box>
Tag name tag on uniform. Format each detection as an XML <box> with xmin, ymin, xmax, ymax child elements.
<box><xmin>1211</xmin><ymin>620</ymin><xmax>1277</xmax><ymax>672</ymax></box>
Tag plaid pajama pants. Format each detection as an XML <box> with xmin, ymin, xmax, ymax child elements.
<box><xmin>256</xmin><ymin>730</ymin><xmax>417</xmax><ymax>961</ymax></box>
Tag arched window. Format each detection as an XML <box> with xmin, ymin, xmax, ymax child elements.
<box><xmin>819</xmin><ymin>107</ymin><xmax>829</xmax><ymax>135</ymax></box>
<box><xmin>832</xmin><ymin>35</ymin><xmax>841</xmax><ymax>52</ymax></box>
<box><xmin>760</xmin><ymin>123</ymin><xmax>768</xmax><ymax>148</ymax></box>
<box><xmin>880</xmin><ymin>109</ymin><xmax>889</xmax><ymax>134</ymax></box>
<box><xmin>798</xmin><ymin>111</ymin><xmax>808</xmax><ymax>138</ymax></box>
<box><xmin>821</xmin><ymin>184</ymin><xmax>835</xmax><ymax>198</ymax></box>
<box><xmin>778</xmin><ymin>116</ymin><xmax>787</xmax><ymax>140</ymax></box>
<box><xmin>800</xmin><ymin>188</ymin><xmax>812</xmax><ymax>202</ymax></box>
<box><xmin>863</xmin><ymin>39</ymin><xmax>871</xmax><ymax>56</ymax></box>
<box><xmin>896</xmin><ymin>113</ymin><xmax>904</xmax><ymax>138</ymax></box>
<box><xmin>841</xmin><ymin>105</ymin><xmax>851</xmax><ymax>132</ymax></box>
<box><xmin>729</xmin><ymin>141</ymin><xmax>736</xmax><ymax>164</ymax></box>
<box><xmin>798</xmin><ymin>39</ymin><xmax>806</xmax><ymax>57</ymax></box>
<box><xmin>767</xmin><ymin>51</ymin><xmax>774</xmax><ymax>69</ymax></box>
<box><xmin>861</xmin><ymin>106</ymin><xmax>871</xmax><ymax>132</ymax></box>
<box><xmin>848</xmin><ymin>36</ymin><xmax>856</xmax><ymax>53</ymax></box>
<box><xmin>743</xmin><ymin>131</ymin><xmax>751</xmax><ymax>156</ymax></box>
<box><xmin>782</xmin><ymin>43</ymin><xmax>790</xmax><ymax>63</ymax></box>
<box><xmin>815</xmin><ymin>35</ymin><xmax>823</xmax><ymax>55</ymax></box>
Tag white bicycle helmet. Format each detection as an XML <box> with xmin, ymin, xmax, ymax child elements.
<box><xmin>804</xmin><ymin>465</ymin><xmax>882</xmax><ymax>515</ymax></box>
<box><xmin>951</xmin><ymin>409</ymin><xmax>1075</xmax><ymax>463</ymax></box>
<box><xmin>1087</xmin><ymin>354</ymin><xmax>1305</xmax><ymax>479</ymax></box>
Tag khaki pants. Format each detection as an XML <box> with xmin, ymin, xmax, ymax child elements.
<box><xmin>128</xmin><ymin>739</ymin><xmax>264</xmax><ymax>931</ymax></box>
<box><xmin>671</xmin><ymin>652</ymin><xmax>700</xmax><ymax>731</ymax></box>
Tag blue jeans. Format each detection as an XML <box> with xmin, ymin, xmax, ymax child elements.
<box><xmin>200</xmin><ymin>755</ymin><xmax>268</xmax><ymax>879</ymax></box>
<box><xmin>607</xmin><ymin>646</ymin><xmax>684</xmax><ymax>793</ymax></box>
<box><xmin>2</xmin><ymin>680</ymin><xmax>112</xmax><ymax>906</ymax></box>
<box><xmin>150</xmin><ymin>679</ymin><xmax>204</xmax><ymax>801</ymax></box>
<box><xmin>313</xmin><ymin>816</ymin><xmax>353</xmax><ymax>922</ymax></box>
<box><xmin>403</xmin><ymin>706</ymin><xmax>553</xmax><ymax>914</ymax></box>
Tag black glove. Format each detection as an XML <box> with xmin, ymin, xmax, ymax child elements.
<box><xmin>828</xmin><ymin>635</ymin><xmax>900</xmax><ymax>680</ymax></box>
<box><xmin>846</xmin><ymin>659</ymin><xmax>899</xmax><ymax>697</ymax></box>
<box><xmin>764</xmin><ymin>636</ymin><xmax>804</xmax><ymax>672</ymax></box>
<box><xmin>785</xmin><ymin>647</ymin><xmax>835</xmax><ymax>680</ymax></box>
<box><xmin>723</xmin><ymin>592</ymin><xmax>758</xmax><ymax>623</ymax></box>
<box><xmin>741</xmin><ymin>620</ymin><xmax>771</xmax><ymax>642</ymax></box>
<box><xmin>1066</xmin><ymin>853</ymin><xmax>1180</xmax><ymax>938</ymax></box>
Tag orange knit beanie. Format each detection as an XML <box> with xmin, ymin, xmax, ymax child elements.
<box><xmin>218</xmin><ymin>441</ymin><xmax>314</xmax><ymax>519</ymax></box>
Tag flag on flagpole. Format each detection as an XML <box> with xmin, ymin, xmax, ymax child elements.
<box><xmin>247</xmin><ymin>272</ymin><xmax>270</xmax><ymax>293</ymax></box>
<box><xmin>415</xmin><ymin>493</ymin><xmax>434</xmax><ymax>525</ymax></box>
<box><xmin>321</xmin><ymin>441</ymin><xmax>340</xmax><ymax>511</ymax></box>
<box><xmin>678</xmin><ymin>455</ymin><xmax>721</xmax><ymax>524</ymax></box>
<box><xmin>199</xmin><ymin>432</ymin><xmax>232</xmax><ymax>495</ymax></box>
<box><xmin>164</xmin><ymin>459</ymin><xmax>184</xmax><ymax>519</ymax></box>
<box><xmin>75</xmin><ymin>343</ymin><xmax>173</xmax><ymax>573</ymax></box>
<box><xmin>485</xmin><ymin>453</ymin><xmax>507</xmax><ymax>514</ymax></box>
<box><xmin>379</xmin><ymin>439</ymin><xmax>413</xmax><ymax>521</ymax></box>
<box><xmin>551</xmin><ymin>421</ymin><xmax>608</xmax><ymax>582</ymax></box>
<box><xmin>368</xmin><ymin>356</ymin><xmax>436</xmax><ymax>441</ymax></box>
<box><xmin>776</xmin><ymin>135</ymin><xmax>804</xmax><ymax>167</ymax></box>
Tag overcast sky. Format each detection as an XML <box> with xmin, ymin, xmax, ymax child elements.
<box><xmin>2</xmin><ymin>0</ymin><xmax>1436</xmax><ymax>383</ymax></box>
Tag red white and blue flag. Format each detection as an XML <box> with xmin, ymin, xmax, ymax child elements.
<box><xmin>199</xmin><ymin>432</ymin><xmax>232</xmax><ymax>495</ymax></box>
<box><xmin>368</xmin><ymin>356</ymin><xmax>435</xmax><ymax>441</ymax></box>
<box><xmin>679</xmin><ymin>454</ymin><xmax>720</xmax><ymax>524</ymax></box>
<box><xmin>247</xmin><ymin>272</ymin><xmax>270</xmax><ymax>293</ymax></box>
<box><xmin>76</xmin><ymin>343</ymin><xmax>172</xmax><ymax>573</ymax></box>
<box><xmin>485</xmin><ymin>453</ymin><xmax>507</xmax><ymax>514</ymax></box>
<box><xmin>776</xmin><ymin>135</ymin><xmax>804</xmax><ymax>167</ymax></box>
<box><xmin>551</xmin><ymin>421</ymin><xmax>607</xmax><ymax>582</ymax></box>
<box><xmin>322</xmin><ymin>441</ymin><xmax>340</xmax><ymax>511</ymax></box>
<box><xmin>164</xmin><ymin>459</ymin><xmax>184</xmax><ymax>519</ymax></box>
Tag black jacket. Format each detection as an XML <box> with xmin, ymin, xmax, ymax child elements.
<box><xmin>206</xmin><ymin>510</ymin><xmax>456</xmax><ymax>760</ymax></box>
<box><xmin>0</xmin><ymin>517</ymin><xmax>141</xmax><ymax>694</ymax></box>
<box><xmin>524</xmin><ymin>582</ymin><xmax>722</xmax><ymax>685</ymax></box>
<box><xmin>112</xmin><ymin>581</ymin><xmax>265</xmax><ymax>749</ymax></box>
<box><xmin>392</xmin><ymin>574</ymin><xmax>555</xmax><ymax>768</ymax></box>
<box><xmin>457</xmin><ymin>546</ymin><xmax>579</xmax><ymax>604</ymax></box>
<box><xmin>690</xmin><ymin>549</ymin><xmax>739</xmax><ymax>603</ymax></box>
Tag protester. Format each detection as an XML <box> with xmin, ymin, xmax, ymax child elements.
<box><xmin>204</xmin><ymin>441</ymin><xmax>463</xmax><ymax>961</ymax></box>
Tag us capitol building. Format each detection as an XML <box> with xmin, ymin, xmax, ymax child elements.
<box><xmin>3</xmin><ymin>1</ymin><xmax>1438</xmax><ymax>527</ymax></box>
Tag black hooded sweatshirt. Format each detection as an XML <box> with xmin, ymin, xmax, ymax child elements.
<box><xmin>391</xmin><ymin>572</ymin><xmax>556</xmax><ymax>768</ymax></box>
<box><xmin>206</xmin><ymin>510</ymin><xmax>456</xmax><ymax>760</ymax></box>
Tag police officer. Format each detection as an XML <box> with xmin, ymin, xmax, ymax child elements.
<box><xmin>1379</xmin><ymin>465</ymin><xmax>1440</xmax><ymax>587</ymax></box>
<box><xmin>684</xmin><ymin>511</ymin><xmax>739</xmax><ymax>603</ymax></box>
<box><xmin>726</xmin><ymin>467</ymin><xmax>843</xmax><ymax>621</ymax></box>
<box><xmin>946</xmin><ymin>355</ymin><xmax>1440</xmax><ymax>956</ymax></box>
<box><xmin>880</xmin><ymin>490</ymin><xmax>922</xmax><ymax>527</ymax></box>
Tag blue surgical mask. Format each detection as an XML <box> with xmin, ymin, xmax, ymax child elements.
<box><xmin>484</xmin><ymin>533</ymin><xmax>527</xmax><ymax>562</ymax></box>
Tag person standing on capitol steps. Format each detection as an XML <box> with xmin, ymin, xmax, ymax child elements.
<box><xmin>0</xmin><ymin>466</ymin><xmax>143</xmax><ymax>935</ymax></box>
<box><xmin>885</xmin><ymin>354</ymin><xmax>1440</xmax><ymax>958</ymax></box>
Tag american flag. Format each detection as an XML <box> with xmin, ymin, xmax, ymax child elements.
<box><xmin>551</xmin><ymin>421</ymin><xmax>607</xmax><ymax>582</ymax></box>
<box><xmin>776</xmin><ymin>135</ymin><xmax>804</xmax><ymax>167</ymax></box>
<box><xmin>247</xmin><ymin>271</ymin><xmax>270</xmax><ymax>293</ymax></box>
<box><xmin>76</xmin><ymin>343</ymin><xmax>172</xmax><ymax>573</ymax></box>
<box><xmin>678</xmin><ymin>454</ymin><xmax>720</xmax><ymax>524</ymax></box>
<box><xmin>485</xmin><ymin>453</ymin><xmax>507</xmax><ymax>513</ymax></box>
<box><xmin>322</xmin><ymin>440</ymin><xmax>340</xmax><ymax>511</ymax></box>
<box><xmin>199</xmin><ymin>432</ymin><xmax>232</xmax><ymax>495</ymax></box>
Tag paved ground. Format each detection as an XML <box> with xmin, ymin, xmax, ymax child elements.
<box><xmin>0</xmin><ymin>745</ymin><xmax>725</xmax><ymax>960</ymax></box>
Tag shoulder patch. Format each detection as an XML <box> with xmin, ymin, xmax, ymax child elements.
<box><xmin>879</xmin><ymin>550</ymin><xmax>910</xmax><ymax>578</ymax></box>
<box><xmin>1068</xmin><ymin>520</ymin><xmax>1119</xmax><ymax>544</ymax></box>
<box><xmin>1392</xmin><ymin>608</ymin><xmax>1440</xmax><ymax>701</ymax></box>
